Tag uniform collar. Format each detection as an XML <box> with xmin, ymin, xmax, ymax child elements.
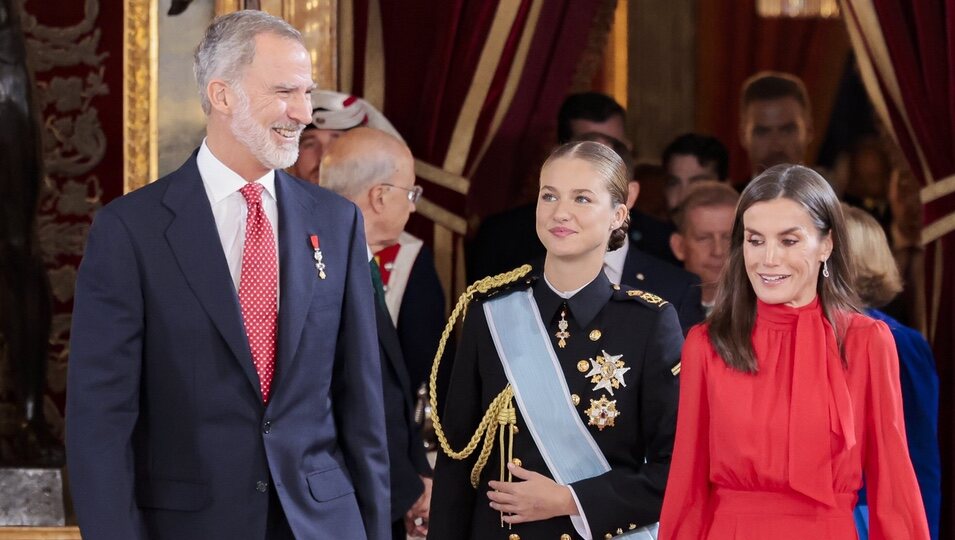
<box><xmin>533</xmin><ymin>270</ymin><xmax>613</xmax><ymax>329</ymax></box>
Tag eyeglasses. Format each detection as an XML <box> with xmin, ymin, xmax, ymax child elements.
<box><xmin>382</xmin><ymin>183</ymin><xmax>424</xmax><ymax>203</ymax></box>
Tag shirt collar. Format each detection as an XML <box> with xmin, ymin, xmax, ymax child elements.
<box><xmin>533</xmin><ymin>269</ymin><xmax>613</xmax><ymax>329</ymax></box>
<box><xmin>197</xmin><ymin>139</ymin><xmax>277</xmax><ymax>204</ymax></box>
<box><xmin>603</xmin><ymin>241</ymin><xmax>629</xmax><ymax>283</ymax></box>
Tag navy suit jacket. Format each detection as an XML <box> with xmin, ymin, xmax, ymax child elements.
<box><xmin>66</xmin><ymin>153</ymin><xmax>390</xmax><ymax>540</ymax></box>
<box><xmin>619</xmin><ymin>241</ymin><xmax>704</xmax><ymax>334</ymax></box>
<box><xmin>374</xmin><ymin>300</ymin><xmax>431</xmax><ymax>521</ymax></box>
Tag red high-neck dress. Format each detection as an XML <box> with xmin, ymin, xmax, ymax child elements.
<box><xmin>658</xmin><ymin>298</ymin><xmax>929</xmax><ymax>539</ymax></box>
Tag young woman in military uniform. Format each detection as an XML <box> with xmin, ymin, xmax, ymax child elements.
<box><xmin>427</xmin><ymin>141</ymin><xmax>684</xmax><ymax>540</ymax></box>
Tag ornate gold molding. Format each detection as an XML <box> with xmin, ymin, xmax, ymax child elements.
<box><xmin>215</xmin><ymin>0</ymin><xmax>243</xmax><ymax>15</ymax></box>
<box><xmin>123</xmin><ymin>0</ymin><xmax>157</xmax><ymax>193</ymax></box>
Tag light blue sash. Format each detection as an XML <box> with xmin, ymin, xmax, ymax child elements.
<box><xmin>484</xmin><ymin>289</ymin><xmax>657</xmax><ymax>539</ymax></box>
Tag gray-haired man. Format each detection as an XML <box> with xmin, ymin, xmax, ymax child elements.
<box><xmin>67</xmin><ymin>10</ymin><xmax>390</xmax><ymax>539</ymax></box>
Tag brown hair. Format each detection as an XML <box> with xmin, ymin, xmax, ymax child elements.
<box><xmin>842</xmin><ymin>204</ymin><xmax>903</xmax><ymax>308</ymax></box>
<box><xmin>671</xmin><ymin>180</ymin><xmax>739</xmax><ymax>233</ymax></box>
<box><xmin>541</xmin><ymin>141</ymin><xmax>630</xmax><ymax>250</ymax></box>
<box><xmin>741</xmin><ymin>71</ymin><xmax>811</xmax><ymax>112</ymax></box>
<box><xmin>708</xmin><ymin>164</ymin><xmax>861</xmax><ymax>372</ymax></box>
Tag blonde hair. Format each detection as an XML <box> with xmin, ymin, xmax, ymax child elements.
<box><xmin>842</xmin><ymin>204</ymin><xmax>902</xmax><ymax>307</ymax></box>
<box><xmin>541</xmin><ymin>141</ymin><xmax>630</xmax><ymax>250</ymax></box>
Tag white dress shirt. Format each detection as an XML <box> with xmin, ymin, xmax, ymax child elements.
<box><xmin>196</xmin><ymin>140</ymin><xmax>280</xmax><ymax>294</ymax></box>
<box><xmin>602</xmin><ymin>241</ymin><xmax>629</xmax><ymax>286</ymax></box>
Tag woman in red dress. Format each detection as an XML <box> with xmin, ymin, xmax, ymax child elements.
<box><xmin>658</xmin><ymin>164</ymin><xmax>928</xmax><ymax>539</ymax></box>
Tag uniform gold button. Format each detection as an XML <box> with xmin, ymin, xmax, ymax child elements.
<box><xmin>604</xmin><ymin>534</ymin><xmax>613</xmax><ymax>540</ymax></box>
<box><xmin>509</xmin><ymin>535</ymin><xmax>521</xmax><ymax>540</ymax></box>
<box><xmin>617</xmin><ymin>528</ymin><xmax>624</xmax><ymax>534</ymax></box>
<box><xmin>636</xmin><ymin>273</ymin><xmax>645</xmax><ymax>280</ymax></box>
<box><xmin>511</xmin><ymin>458</ymin><xmax>522</xmax><ymax>467</ymax></box>
<box><xmin>512</xmin><ymin>424</ymin><xmax>520</xmax><ymax>434</ymax></box>
<box><xmin>560</xmin><ymin>535</ymin><xmax>571</xmax><ymax>540</ymax></box>
<box><xmin>629</xmin><ymin>524</ymin><xmax>637</xmax><ymax>530</ymax></box>
<box><xmin>571</xmin><ymin>394</ymin><xmax>580</xmax><ymax>406</ymax></box>
<box><xmin>612</xmin><ymin>284</ymin><xmax>620</xmax><ymax>290</ymax></box>
<box><xmin>589</xmin><ymin>329</ymin><xmax>601</xmax><ymax>341</ymax></box>
<box><xmin>577</xmin><ymin>360</ymin><xmax>590</xmax><ymax>373</ymax></box>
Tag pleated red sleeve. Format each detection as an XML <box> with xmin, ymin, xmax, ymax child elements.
<box><xmin>856</xmin><ymin>320</ymin><xmax>930</xmax><ymax>540</ymax></box>
<box><xmin>658</xmin><ymin>325</ymin><xmax>713</xmax><ymax>539</ymax></box>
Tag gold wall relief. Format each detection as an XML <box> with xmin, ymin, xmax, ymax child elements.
<box><xmin>123</xmin><ymin>0</ymin><xmax>157</xmax><ymax>193</ymax></box>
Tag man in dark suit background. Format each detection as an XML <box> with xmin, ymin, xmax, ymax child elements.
<box><xmin>320</xmin><ymin>127</ymin><xmax>433</xmax><ymax>539</ymax></box>
<box><xmin>66</xmin><ymin>11</ymin><xmax>389</xmax><ymax>539</ymax></box>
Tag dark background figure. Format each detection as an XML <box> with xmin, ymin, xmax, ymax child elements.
<box><xmin>0</xmin><ymin>0</ymin><xmax>61</xmax><ymax>467</ymax></box>
<box><xmin>661</xmin><ymin>133</ymin><xmax>730</xmax><ymax>216</ymax></box>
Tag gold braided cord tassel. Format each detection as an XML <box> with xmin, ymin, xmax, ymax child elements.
<box><xmin>428</xmin><ymin>265</ymin><xmax>532</xmax><ymax>488</ymax></box>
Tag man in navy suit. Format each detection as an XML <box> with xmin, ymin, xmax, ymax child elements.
<box><xmin>66</xmin><ymin>11</ymin><xmax>389</xmax><ymax>539</ymax></box>
<box><xmin>320</xmin><ymin>127</ymin><xmax>432</xmax><ymax>539</ymax></box>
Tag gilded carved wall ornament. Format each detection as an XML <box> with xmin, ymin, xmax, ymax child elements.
<box><xmin>19</xmin><ymin>0</ymin><xmax>106</xmax><ymax>441</ymax></box>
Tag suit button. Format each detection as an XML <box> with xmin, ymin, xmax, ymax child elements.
<box><xmin>256</xmin><ymin>480</ymin><xmax>269</xmax><ymax>493</ymax></box>
<box><xmin>263</xmin><ymin>419</ymin><xmax>272</xmax><ymax>434</ymax></box>
<box><xmin>508</xmin><ymin>535</ymin><xmax>520</xmax><ymax>540</ymax></box>
<box><xmin>561</xmin><ymin>535</ymin><xmax>572</xmax><ymax>540</ymax></box>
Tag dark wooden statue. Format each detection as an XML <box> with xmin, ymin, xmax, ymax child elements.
<box><xmin>0</xmin><ymin>0</ymin><xmax>61</xmax><ymax>467</ymax></box>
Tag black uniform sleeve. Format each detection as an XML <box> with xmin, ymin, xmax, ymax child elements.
<box><xmin>569</xmin><ymin>303</ymin><xmax>683</xmax><ymax>536</ymax></box>
<box><xmin>427</xmin><ymin>307</ymin><xmax>486</xmax><ymax>539</ymax></box>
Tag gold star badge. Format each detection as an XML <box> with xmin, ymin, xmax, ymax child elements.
<box><xmin>585</xmin><ymin>396</ymin><xmax>619</xmax><ymax>431</ymax></box>
<box><xmin>584</xmin><ymin>350</ymin><xmax>630</xmax><ymax>396</ymax></box>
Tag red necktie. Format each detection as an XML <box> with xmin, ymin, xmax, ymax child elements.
<box><xmin>238</xmin><ymin>183</ymin><xmax>278</xmax><ymax>402</ymax></box>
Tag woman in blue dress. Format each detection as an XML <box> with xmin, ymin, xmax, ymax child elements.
<box><xmin>842</xmin><ymin>204</ymin><xmax>940</xmax><ymax>540</ymax></box>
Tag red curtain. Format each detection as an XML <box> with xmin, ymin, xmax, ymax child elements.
<box><xmin>841</xmin><ymin>1</ymin><xmax>955</xmax><ymax>536</ymax></box>
<box><xmin>696</xmin><ymin>0</ymin><xmax>850</xmax><ymax>183</ymax></box>
<box><xmin>347</xmin><ymin>0</ymin><xmax>611</xmax><ymax>297</ymax></box>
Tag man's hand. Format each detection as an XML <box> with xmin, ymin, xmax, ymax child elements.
<box><xmin>486</xmin><ymin>463</ymin><xmax>578</xmax><ymax>524</ymax></box>
<box><xmin>404</xmin><ymin>476</ymin><xmax>432</xmax><ymax>537</ymax></box>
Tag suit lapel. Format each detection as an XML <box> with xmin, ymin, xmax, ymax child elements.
<box><xmin>162</xmin><ymin>155</ymin><xmax>260</xmax><ymax>396</ymax></box>
<box><xmin>375</xmin><ymin>302</ymin><xmax>415</xmax><ymax>410</ymax></box>
<box><xmin>274</xmin><ymin>172</ymin><xmax>317</xmax><ymax>390</ymax></box>
<box><xmin>621</xmin><ymin>240</ymin><xmax>641</xmax><ymax>285</ymax></box>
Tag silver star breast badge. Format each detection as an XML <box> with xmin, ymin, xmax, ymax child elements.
<box><xmin>584</xmin><ymin>350</ymin><xmax>630</xmax><ymax>396</ymax></box>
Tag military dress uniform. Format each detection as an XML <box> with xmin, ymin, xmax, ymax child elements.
<box><xmin>428</xmin><ymin>267</ymin><xmax>683</xmax><ymax>540</ymax></box>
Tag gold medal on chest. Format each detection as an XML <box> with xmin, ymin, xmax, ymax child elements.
<box><xmin>583</xmin><ymin>350</ymin><xmax>630</xmax><ymax>396</ymax></box>
<box><xmin>585</xmin><ymin>396</ymin><xmax>619</xmax><ymax>431</ymax></box>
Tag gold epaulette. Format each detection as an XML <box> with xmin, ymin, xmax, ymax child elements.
<box><xmin>624</xmin><ymin>289</ymin><xmax>670</xmax><ymax>308</ymax></box>
<box><xmin>428</xmin><ymin>265</ymin><xmax>532</xmax><ymax>488</ymax></box>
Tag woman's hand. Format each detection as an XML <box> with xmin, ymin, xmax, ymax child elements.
<box><xmin>487</xmin><ymin>462</ymin><xmax>579</xmax><ymax>524</ymax></box>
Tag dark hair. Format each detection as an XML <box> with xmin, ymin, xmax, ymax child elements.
<box><xmin>541</xmin><ymin>141</ymin><xmax>630</xmax><ymax>251</ymax></box>
<box><xmin>557</xmin><ymin>92</ymin><xmax>626</xmax><ymax>144</ymax></box>
<box><xmin>708</xmin><ymin>164</ymin><xmax>860</xmax><ymax>372</ymax></box>
<box><xmin>671</xmin><ymin>180</ymin><xmax>739</xmax><ymax>233</ymax></box>
<box><xmin>740</xmin><ymin>71</ymin><xmax>811</xmax><ymax>111</ymax></box>
<box><xmin>661</xmin><ymin>133</ymin><xmax>730</xmax><ymax>180</ymax></box>
<box><xmin>569</xmin><ymin>131</ymin><xmax>634</xmax><ymax>179</ymax></box>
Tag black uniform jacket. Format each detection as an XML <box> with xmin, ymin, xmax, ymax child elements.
<box><xmin>619</xmin><ymin>242</ymin><xmax>704</xmax><ymax>335</ymax></box>
<box><xmin>428</xmin><ymin>269</ymin><xmax>683</xmax><ymax>540</ymax></box>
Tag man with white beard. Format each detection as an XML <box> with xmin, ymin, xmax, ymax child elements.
<box><xmin>66</xmin><ymin>10</ymin><xmax>390</xmax><ymax>540</ymax></box>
